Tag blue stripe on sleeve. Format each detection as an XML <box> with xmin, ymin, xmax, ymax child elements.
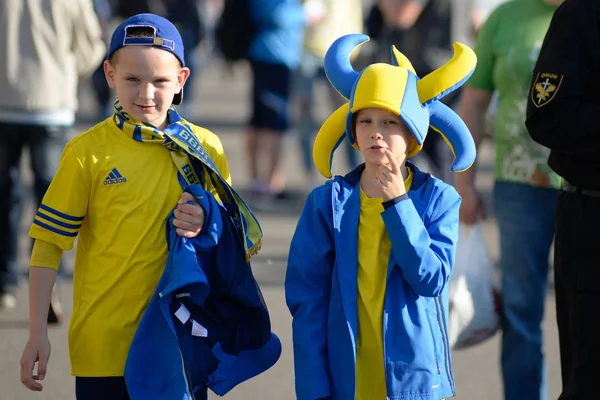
<box><xmin>35</xmin><ymin>212</ymin><xmax>82</xmax><ymax>230</ymax></box>
<box><xmin>33</xmin><ymin>219</ymin><xmax>79</xmax><ymax>237</ymax></box>
<box><xmin>39</xmin><ymin>204</ymin><xmax>84</xmax><ymax>221</ymax></box>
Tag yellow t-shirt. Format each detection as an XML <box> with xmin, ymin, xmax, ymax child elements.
<box><xmin>28</xmin><ymin>116</ymin><xmax>231</xmax><ymax>376</ymax></box>
<box><xmin>355</xmin><ymin>168</ymin><xmax>412</xmax><ymax>400</ymax></box>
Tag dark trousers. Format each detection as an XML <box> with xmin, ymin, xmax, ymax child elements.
<box><xmin>75</xmin><ymin>377</ymin><xmax>209</xmax><ymax>400</ymax></box>
<box><xmin>76</xmin><ymin>377</ymin><xmax>130</xmax><ymax>400</ymax></box>
<box><xmin>0</xmin><ymin>122</ymin><xmax>68</xmax><ymax>293</ymax></box>
<box><xmin>555</xmin><ymin>190</ymin><xmax>600</xmax><ymax>399</ymax></box>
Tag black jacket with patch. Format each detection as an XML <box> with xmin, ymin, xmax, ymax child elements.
<box><xmin>525</xmin><ymin>0</ymin><xmax>600</xmax><ymax>189</ymax></box>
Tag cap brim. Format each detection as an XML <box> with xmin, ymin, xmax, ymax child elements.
<box><xmin>173</xmin><ymin>88</ymin><xmax>183</xmax><ymax>105</ymax></box>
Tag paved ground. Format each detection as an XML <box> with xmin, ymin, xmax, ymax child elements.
<box><xmin>0</xmin><ymin>58</ymin><xmax>562</xmax><ymax>399</ymax></box>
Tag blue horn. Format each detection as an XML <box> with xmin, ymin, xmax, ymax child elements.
<box><xmin>428</xmin><ymin>101</ymin><xmax>476</xmax><ymax>172</ymax></box>
<box><xmin>324</xmin><ymin>34</ymin><xmax>369</xmax><ymax>100</ymax></box>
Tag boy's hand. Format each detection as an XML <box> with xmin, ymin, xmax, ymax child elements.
<box><xmin>173</xmin><ymin>192</ymin><xmax>205</xmax><ymax>238</ymax></box>
<box><xmin>375</xmin><ymin>149</ymin><xmax>407</xmax><ymax>201</ymax></box>
<box><xmin>20</xmin><ymin>334</ymin><xmax>51</xmax><ymax>391</ymax></box>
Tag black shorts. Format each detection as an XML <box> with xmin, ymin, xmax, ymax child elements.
<box><xmin>75</xmin><ymin>377</ymin><xmax>208</xmax><ymax>400</ymax></box>
<box><xmin>75</xmin><ymin>377</ymin><xmax>130</xmax><ymax>400</ymax></box>
<box><xmin>249</xmin><ymin>61</ymin><xmax>292</xmax><ymax>131</ymax></box>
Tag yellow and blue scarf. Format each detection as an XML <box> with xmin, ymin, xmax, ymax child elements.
<box><xmin>112</xmin><ymin>99</ymin><xmax>262</xmax><ymax>260</ymax></box>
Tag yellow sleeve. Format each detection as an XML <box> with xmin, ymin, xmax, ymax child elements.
<box><xmin>28</xmin><ymin>142</ymin><xmax>91</xmax><ymax>251</ymax></box>
<box><xmin>192</xmin><ymin>125</ymin><xmax>232</xmax><ymax>185</ymax></box>
<box><xmin>207</xmin><ymin>132</ymin><xmax>231</xmax><ymax>185</ymax></box>
<box><xmin>30</xmin><ymin>239</ymin><xmax>63</xmax><ymax>270</ymax></box>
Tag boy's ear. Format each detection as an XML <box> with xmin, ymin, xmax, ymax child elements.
<box><xmin>407</xmin><ymin>137</ymin><xmax>418</xmax><ymax>155</ymax></box>
<box><xmin>103</xmin><ymin>60</ymin><xmax>116</xmax><ymax>89</ymax></box>
<box><xmin>178</xmin><ymin>67</ymin><xmax>191</xmax><ymax>91</ymax></box>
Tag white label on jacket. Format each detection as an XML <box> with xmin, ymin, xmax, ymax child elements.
<box><xmin>175</xmin><ymin>304</ymin><xmax>191</xmax><ymax>324</ymax></box>
<box><xmin>191</xmin><ymin>320</ymin><xmax>208</xmax><ymax>337</ymax></box>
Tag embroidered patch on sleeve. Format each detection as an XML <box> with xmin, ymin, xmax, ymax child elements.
<box><xmin>531</xmin><ymin>72</ymin><xmax>564</xmax><ymax>108</ymax></box>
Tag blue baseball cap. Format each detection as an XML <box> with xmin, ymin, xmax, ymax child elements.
<box><xmin>108</xmin><ymin>13</ymin><xmax>185</xmax><ymax>105</ymax></box>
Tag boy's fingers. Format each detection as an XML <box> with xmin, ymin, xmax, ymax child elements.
<box><xmin>173</xmin><ymin>219</ymin><xmax>198</xmax><ymax>231</ymax></box>
<box><xmin>179</xmin><ymin>191</ymin><xmax>195</xmax><ymax>204</ymax></box>
<box><xmin>376</xmin><ymin>170</ymin><xmax>391</xmax><ymax>183</ymax></box>
<box><xmin>173</xmin><ymin>212</ymin><xmax>203</xmax><ymax>228</ymax></box>
<box><xmin>179</xmin><ymin>192</ymin><xmax>202</xmax><ymax>208</ymax></box>
<box><xmin>177</xmin><ymin>203</ymin><xmax>204</xmax><ymax>217</ymax></box>
<box><xmin>21</xmin><ymin>360</ymin><xmax>42</xmax><ymax>391</ymax></box>
<box><xmin>20</xmin><ymin>358</ymin><xmax>31</xmax><ymax>386</ymax></box>
<box><xmin>384</xmin><ymin>149</ymin><xmax>400</xmax><ymax>174</ymax></box>
<box><xmin>37</xmin><ymin>358</ymin><xmax>47</xmax><ymax>381</ymax></box>
<box><xmin>378</xmin><ymin>165</ymin><xmax>392</xmax><ymax>177</ymax></box>
<box><xmin>176</xmin><ymin>228</ymin><xmax>199</xmax><ymax>238</ymax></box>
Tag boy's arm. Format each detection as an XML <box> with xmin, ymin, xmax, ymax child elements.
<box><xmin>285</xmin><ymin>187</ymin><xmax>334</xmax><ymax>400</ymax></box>
<box><xmin>22</xmin><ymin>142</ymin><xmax>90</xmax><ymax>390</ymax></box>
<box><xmin>20</xmin><ymin>264</ymin><xmax>58</xmax><ymax>391</ymax></box>
<box><xmin>381</xmin><ymin>187</ymin><xmax>461</xmax><ymax>297</ymax></box>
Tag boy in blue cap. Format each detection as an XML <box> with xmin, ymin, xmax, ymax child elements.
<box><xmin>19</xmin><ymin>13</ymin><xmax>261</xmax><ymax>400</ymax></box>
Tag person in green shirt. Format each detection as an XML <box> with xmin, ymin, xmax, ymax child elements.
<box><xmin>455</xmin><ymin>0</ymin><xmax>563</xmax><ymax>399</ymax></box>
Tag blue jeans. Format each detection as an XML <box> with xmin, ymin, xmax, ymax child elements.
<box><xmin>295</xmin><ymin>52</ymin><xmax>359</xmax><ymax>175</ymax></box>
<box><xmin>0</xmin><ymin>123</ymin><xmax>69</xmax><ymax>293</ymax></box>
<box><xmin>494</xmin><ymin>181</ymin><xmax>558</xmax><ymax>400</ymax></box>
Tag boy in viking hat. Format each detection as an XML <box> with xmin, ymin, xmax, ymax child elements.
<box><xmin>285</xmin><ymin>33</ymin><xmax>477</xmax><ymax>400</ymax></box>
<box><xmin>20</xmin><ymin>13</ymin><xmax>269</xmax><ymax>399</ymax></box>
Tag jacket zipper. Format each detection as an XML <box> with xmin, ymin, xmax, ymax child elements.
<box><xmin>158</xmin><ymin>292</ymin><xmax>195</xmax><ymax>400</ymax></box>
<box><xmin>434</xmin><ymin>296</ymin><xmax>455</xmax><ymax>390</ymax></box>
<box><xmin>383</xmin><ymin>292</ymin><xmax>388</xmax><ymax>400</ymax></box>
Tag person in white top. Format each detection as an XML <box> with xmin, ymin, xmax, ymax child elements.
<box><xmin>0</xmin><ymin>0</ymin><xmax>105</xmax><ymax>319</ymax></box>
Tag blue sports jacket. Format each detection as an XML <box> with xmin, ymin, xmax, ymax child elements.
<box><xmin>125</xmin><ymin>185</ymin><xmax>281</xmax><ymax>400</ymax></box>
<box><xmin>285</xmin><ymin>163</ymin><xmax>459</xmax><ymax>400</ymax></box>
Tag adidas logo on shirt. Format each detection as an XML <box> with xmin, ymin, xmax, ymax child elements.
<box><xmin>103</xmin><ymin>168</ymin><xmax>127</xmax><ymax>185</ymax></box>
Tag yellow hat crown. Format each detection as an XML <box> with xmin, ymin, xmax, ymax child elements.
<box><xmin>313</xmin><ymin>34</ymin><xmax>478</xmax><ymax>178</ymax></box>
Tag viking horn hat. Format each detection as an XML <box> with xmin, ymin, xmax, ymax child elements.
<box><xmin>313</xmin><ymin>33</ymin><xmax>478</xmax><ymax>178</ymax></box>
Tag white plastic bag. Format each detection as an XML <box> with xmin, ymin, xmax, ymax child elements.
<box><xmin>448</xmin><ymin>222</ymin><xmax>500</xmax><ymax>349</ymax></box>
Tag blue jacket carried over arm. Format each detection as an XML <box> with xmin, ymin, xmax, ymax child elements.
<box><xmin>125</xmin><ymin>185</ymin><xmax>281</xmax><ymax>400</ymax></box>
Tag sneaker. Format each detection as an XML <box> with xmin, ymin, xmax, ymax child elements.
<box><xmin>47</xmin><ymin>290</ymin><xmax>63</xmax><ymax>325</ymax></box>
<box><xmin>0</xmin><ymin>292</ymin><xmax>17</xmax><ymax>310</ymax></box>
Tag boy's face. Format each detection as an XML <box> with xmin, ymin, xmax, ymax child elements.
<box><xmin>104</xmin><ymin>46</ymin><xmax>190</xmax><ymax>129</ymax></box>
<box><xmin>354</xmin><ymin>107</ymin><xmax>415</xmax><ymax>167</ymax></box>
